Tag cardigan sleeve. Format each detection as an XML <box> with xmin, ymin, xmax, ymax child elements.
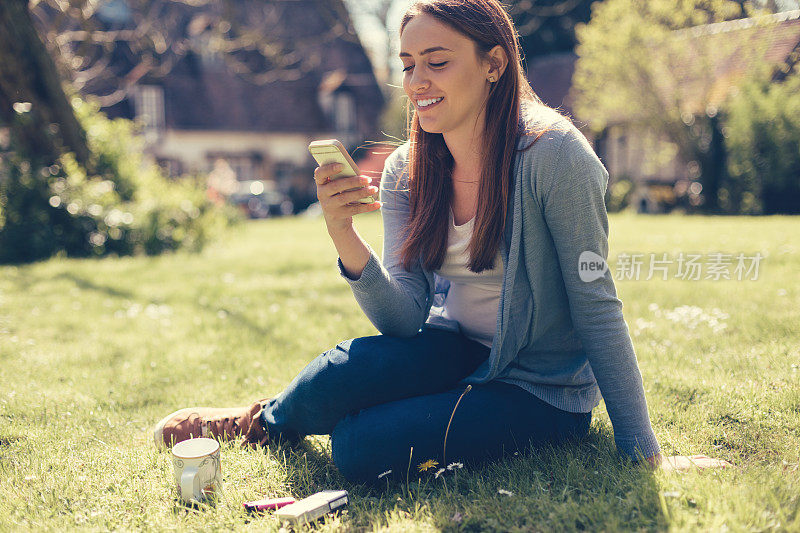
<box><xmin>541</xmin><ymin>129</ymin><xmax>661</xmax><ymax>463</ymax></box>
<box><xmin>335</xmin><ymin>144</ymin><xmax>431</xmax><ymax>337</ymax></box>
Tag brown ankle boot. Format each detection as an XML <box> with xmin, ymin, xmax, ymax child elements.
<box><xmin>153</xmin><ymin>398</ymin><xmax>270</xmax><ymax>451</ymax></box>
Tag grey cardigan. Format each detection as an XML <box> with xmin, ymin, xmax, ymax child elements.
<box><xmin>336</xmin><ymin>105</ymin><xmax>661</xmax><ymax>462</ymax></box>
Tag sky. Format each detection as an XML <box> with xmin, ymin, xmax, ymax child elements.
<box><xmin>344</xmin><ymin>0</ymin><xmax>409</xmax><ymax>86</ymax></box>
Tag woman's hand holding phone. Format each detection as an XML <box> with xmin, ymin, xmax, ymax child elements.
<box><xmin>313</xmin><ymin>162</ymin><xmax>381</xmax><ymax>234</ymax></box>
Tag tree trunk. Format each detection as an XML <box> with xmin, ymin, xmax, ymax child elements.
<box><xmin>700</xmin><ymin>114</ymin><xmax>726</xmax><ymax>214</ymax></box>
<box><xmin>0</xmin><ymin>0</ymin><xmax>91</xmax><ymax>169</ymax></box>
<box><xmin>681</xmin><ymin>115</ymin><xmax>726</xmax><ymax>214</ymax></box>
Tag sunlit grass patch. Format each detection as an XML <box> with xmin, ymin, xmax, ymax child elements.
<box><xmin>1</xmin><ymin>212</ymin><xmax>798</xmax><ymax>530</ymax></box>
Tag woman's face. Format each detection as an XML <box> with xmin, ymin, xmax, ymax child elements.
<box><xmin>399</xmin><ymin>13</ymin><xmax>492</xmax><ymax>137</ymax></box>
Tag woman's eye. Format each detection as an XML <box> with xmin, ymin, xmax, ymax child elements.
<box><xmin>402</xmin><ymin>61</ymin><xmax>448</xmax><ymax>73</ymax></box>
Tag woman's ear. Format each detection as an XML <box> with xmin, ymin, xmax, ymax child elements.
<box><xmin>486</xmin><ymin>45</ymin><xmax>508</xmax><ymax>81</ymax></box>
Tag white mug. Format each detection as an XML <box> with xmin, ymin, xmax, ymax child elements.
<box><xmin>171</xmin><ymin>438</ymin><xmax>222</xmax><ymax>503</ymax></box>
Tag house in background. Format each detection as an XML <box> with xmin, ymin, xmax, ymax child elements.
<box><xmin>527</xmin><ymin>51</ymin><xmax>580</xmax><ymax>121</ymax></box>
<box><xmin>80</xmin><ymin>0</ymin><xmax>385</xmax><ymax>213</ymax></box>
<box><xmin>528</xmin><ymin>9</ymin><xmax>800</xmax><ymax>213</ymax></box>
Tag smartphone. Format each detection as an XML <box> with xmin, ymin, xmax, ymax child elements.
<box><xmin>308</xmin><ymin>139</ymin><xmax>376</xmax><ymax>204</ymax></box>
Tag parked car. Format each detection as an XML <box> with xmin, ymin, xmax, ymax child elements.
<box><xmin>229</xmin><ymin>180</ymin><xmax>293</xmax><ymax>219</ymax></box>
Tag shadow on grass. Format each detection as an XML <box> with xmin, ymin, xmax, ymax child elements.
<box><xmin>169</xmin><ymin>494</ymin><xmax>222</xmax><ymax>515</ymax></box>
<box><xmin>5</xmin><ymin>266</ymin><xmax>344</xmax><ymax>342</ymax></box>
<box><xmin>264</xmin><ymin>428</ymin><xmax>667</xmax><ymax>531</ymax></box>
<box><xmin>54</xmin><ymin>272</ymin><xmax>138</xmax><ymax>300</ymax></box>
<box><xmin>49</xmin><ymin>270</ymin><xmax>275</xmax><ymax>338</ymax></box>
<box><xmin>263</xmin><ymin>435</ymin><xmax>354</xmax><ymax>498</ymax></box>
<box><xmin>2</xmin><ymin>268</ymin><xmax>138</xmax><ymax>300</ymax></box>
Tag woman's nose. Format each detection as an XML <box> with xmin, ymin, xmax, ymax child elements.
<box><xmin>408</xmin><ymin>69</ymin><xmax>428</xmax><ymax>92</ymax></box>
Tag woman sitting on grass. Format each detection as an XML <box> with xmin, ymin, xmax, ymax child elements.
<box><xmin>153</xmin><ymin>0</ymin><xmax>727</xmax><ymax>485</ymax></box>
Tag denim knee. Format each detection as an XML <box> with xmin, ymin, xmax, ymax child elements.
<box><xmin>330</xmin><ymin>413</ymin><xmax>369</xmax><ymax>485</ymax></box>
<box><xmin>330</xmin><ymin>411</ymin><xmax>415</xmax><ymax>488</ymax></box>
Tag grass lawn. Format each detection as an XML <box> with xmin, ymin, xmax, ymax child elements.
<box><xmin>1</xmin><ymin>211</ymin><xmax>798</xmax><ymax>531</ymax></box>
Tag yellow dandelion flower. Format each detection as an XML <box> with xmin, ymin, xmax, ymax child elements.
<box><xmin>418</xmin><ymin>459</ymin><xmax>439</xmax><ymax>472</ymax></box>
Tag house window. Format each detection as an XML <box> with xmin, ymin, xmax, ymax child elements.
<box><xmin>273</xmin><ymin>161</ymin><xmax>294</xmax><ymax>191</ymax></box>
<box><xmin>318</xmin><ymin>91</ymin><xmax>333</xmax><ymax>118</ymax></box>
<box><xmin>273</xmin><ymin>161</ymin><xmax>294</xmax><ymax>181</ymax></box>
<box><xmin>226</xmin><ymin>156</ymin><xmax>255</xmax><ymax>182</ymax></box>
<box><xmin>206</xmin><ymin>151</ymin><xmax>263</xmax><ymax>182</ymax></box>
<box><xmin>206</xmin><ymin>154</ymin><xmax>258</xmax><ymax>182</ymax></box>
<box><xmin>134</xmin><ymin>85</ymin><xmax>165</xmax><ymax>132</ymax></box>
<box><xmin>156</xmin><ymin>157</ymin><xmax>182</xmax><ymax>179</ymax></box>
<box><xmin>190</xmin><ymin>34</ymin><xmax>223</xmax><ymax>67</ymax></box>
<box><xmin>333</xmin><ymin>92</ymin><xmax>355</xmax><ymax>132</ymax></box>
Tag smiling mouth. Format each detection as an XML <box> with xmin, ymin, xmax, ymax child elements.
<box><xmin>417</xmin><ymin>97</ymin><xmax>444</xmax><ymax>111</ymax></box>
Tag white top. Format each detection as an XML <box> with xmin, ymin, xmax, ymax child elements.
<box><xmin>433</xmin><ymin>207</ymin><xmax>504</xmax><ymax>348</ymax></box>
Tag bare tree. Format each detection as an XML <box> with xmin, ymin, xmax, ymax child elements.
<box><xmin>31</xmin><ymin>0</ymin><xmax>358</xmax><ymax>107</ymax></box>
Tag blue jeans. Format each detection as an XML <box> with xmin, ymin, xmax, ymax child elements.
<box><xmin>260</xmin><ymin>326</ymin><xmax>592</xmax><ymax>486</ymax></box>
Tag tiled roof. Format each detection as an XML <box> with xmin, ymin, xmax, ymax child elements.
<box><xmin>669</xmin><ymin>9</ymin><xmax>800</xmax><ymax>113</ymax></box>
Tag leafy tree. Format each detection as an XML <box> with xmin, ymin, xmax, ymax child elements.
<box><xmin>725</xmin><ymin>66</ymin><xmax>800</xmax><ymax>214</ymax></box>
<box><xmin>570</xmin><ymin>0</ymin><xmax>768</xmax><ymax>213</ymax></box>
<box><xmin>509</xmin><ymin>0</ymin><xmax>600</xmax><ymax>59</ymax></box>
<box><xmin>0</xmin><ymin>97</ymin><xmax>238</xmax><ymax>263</ymax></box>
<box><xmin>508</xmin><ymin>0</ymin><xmax>749</xmax><ymax>60</ymax></box>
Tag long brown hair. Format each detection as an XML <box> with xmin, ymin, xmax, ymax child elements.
<box><xmin>397</xmin><ymin>0</ymin><xmax>556</xmax><ymax>273</ymax></box>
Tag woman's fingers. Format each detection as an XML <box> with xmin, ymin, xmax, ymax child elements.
<box><xmin>313</xmin><ymin>162</ymin><xmax>342</xmax><ymax>185</ymax></box>
<box><xmin>316</xmin><ymin>174</ymin><xmax>374</xmax><ymax>205</ymax></box>
<box><xmin>317</xmin><ymin>173</ymin><xmax>368</xmax><ymax>198</ymax></box>
<box><xmin>341</xmin><ymin>185</ymin><xmax>379</xmax><ymax>204</ymax></box>
<box><xmin>312</xmin><ymin>164</ymin><xmax>381</xmax><ymax>228</ymax></box>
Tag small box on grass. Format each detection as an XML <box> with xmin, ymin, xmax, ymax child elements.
<box><xmin>274</xmin><ymin>490</ymin><xmax>349</xmax><ymax>525</ymax></box>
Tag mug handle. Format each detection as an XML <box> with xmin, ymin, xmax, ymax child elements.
<box><xmin>181</xmin><ymin>467</ymin><xmax>199</xmax><ymax>502</ymax></box>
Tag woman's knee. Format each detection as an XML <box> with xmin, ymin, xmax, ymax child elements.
<box><xmin>324</xmin><ymin>335</ymin><xmax>385</xmax><ymax>366</ymax></box>
<box><xmin>317</xmin><ymin>336</ymin><xmax>373</xmax><ymax>378</ymax></box>
<box><xmin>330</xmin><ymin>409</ymin><xmax>411</xmax><ymax>487</ymax></box>
<box><xmin>330</xmin><ymin>414</ymin><xmax>373</xmax><ymax>485</ymax></box>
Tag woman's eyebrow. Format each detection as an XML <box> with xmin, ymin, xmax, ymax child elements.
<box><xmin>398</xmin><ymin>46</ymin><xmax>453</xmax><ymax>58</ymax></box>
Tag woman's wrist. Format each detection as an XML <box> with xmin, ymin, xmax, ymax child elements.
<box><xmin>329</xmin><ymin>225</ymin><xmax>370</xmax><ymax>280</ymax></box>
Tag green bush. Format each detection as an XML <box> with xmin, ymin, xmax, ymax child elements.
<box><xmin>605</xmin><ymin>175</ymin><xmax>634</xmax><ymax>213</ymax></box>
<box><xmin>724</xmin><ymin>67</ymin><xmax>800</xmax><ymax>215</ymax></box>
<box><xmin>0</xmin><ymin>98</ymin><xmax>241</xmax><ymax>263</ymax></box>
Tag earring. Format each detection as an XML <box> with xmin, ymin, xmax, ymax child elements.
<box><xmin>488</xmin><ymin>76</ymin><xmax>495</xmax><ymax>82</ymax></box>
